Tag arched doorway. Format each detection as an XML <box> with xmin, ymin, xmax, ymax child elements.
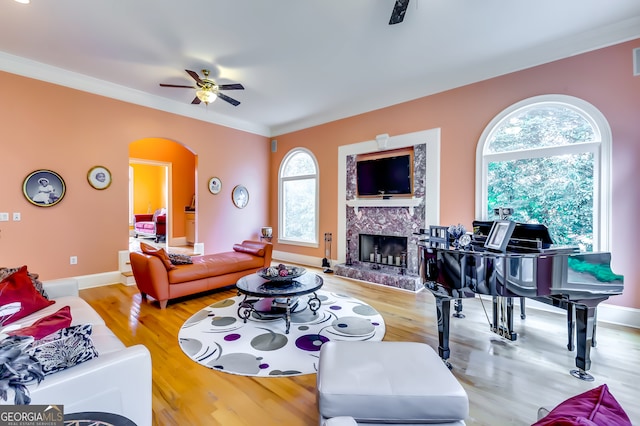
<box><xmin>129</xmin><ymin>138</ymin><xmax>197</xmax><ymax>250</ymax></box>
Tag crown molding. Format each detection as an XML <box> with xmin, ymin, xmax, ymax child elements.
<box><xmin>0</xmin><ymin>51</ymin><xmax>270</xmax><ymax>137</ymax></box>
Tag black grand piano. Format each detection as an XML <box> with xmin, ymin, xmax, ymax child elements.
<box><xmin>419</xmin><ymin>221</ymin><xmax>624</xmax><ymax>381</ymax></box>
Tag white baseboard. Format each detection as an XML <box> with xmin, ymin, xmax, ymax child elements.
<box><xmin>272</xmin><ymin>250</ymin><xmax>328</xmax><ymax>269</ymax></box>
<box><xmin>519</xmin><ymin>297</ymin><xmax>640</xmax><ymax>329</ymax></box>
<box><xmin>598</xmin><ymin>303</ymin><xmax>640</xmax><ymax>329</ymax></box>
<box><xmin>75</xmin><ymin>271</ymin><xmax>125</xmax><ymax>289</ymax></box>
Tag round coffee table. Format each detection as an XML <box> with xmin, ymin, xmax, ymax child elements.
<box><xmin>236</xmin><ymin>271</ymin><xmax>323</xmax><ymax>334</ymax></box>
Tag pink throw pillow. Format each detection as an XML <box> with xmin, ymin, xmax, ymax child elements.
<box><xmin>0</xmin><ymin>266</ymin><xmax>54</xmax><ymax>326</ymax></box>
<box><xmin>533</xmin><ymin>384</ymin><xmax>631</xmax><ymax>426</ymax></box>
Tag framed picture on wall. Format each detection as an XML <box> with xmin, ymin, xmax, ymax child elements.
<box><xmin>208</xmin><ymin>177</ymin><xmax>222</xmax><ymax>194</ymax></box>
<box><xmin>23</xmin><ymin>169</ymin><xmax>66</xmax><ymax>207</ymax></box>
<box><xmin>232</xmin><ymin>185</ymin><xmax>249</xmax><ymax>209</ymax></box>
<box><xmin>87</xmin><ymin>165</ymin><xmax>112</xmax><ymax>190</ymax></box>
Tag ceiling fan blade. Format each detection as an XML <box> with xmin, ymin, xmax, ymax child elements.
<box><xmin>191</xmin><ymin>96</ymin><xmax>201</xmax><ymax>105</ymax></box>
<box><xmin>217</xmin><ymin>93</ymin><xmax>241</xmax><ymax>106</ymax></box>
<box><xmin>218</xmin><ymin>83</ymin><xmax>244</xmax><ymax>91</ymax></box>
<box><xmin>160</xmin><ymin>83</ymin><xmax>197</xmax><ymax>89</ymax></box>
<box><xmin>389</xmin><ymin>0</ymin><xmax>410</xmax><ymax>25</ymax></box>
<box><xmin>185</xmin><ymin>69</ymin><xmax>204</xmax><ymax>84</ymax></box>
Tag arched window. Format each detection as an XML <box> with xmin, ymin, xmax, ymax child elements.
<box><xmin>278</xmin><ymin>148</ymin><xmax>319</xmax><ymax>247</ymax></box>
<box><xmin>476</xmin><ymin>95</ymin><xmax>611</xmax><ymax>251</ymax></box>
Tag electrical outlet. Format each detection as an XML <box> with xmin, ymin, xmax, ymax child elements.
<box><xmin>0</xmin><ymin>213</ymin><xmax>8</xmax><ymax>222</ymax></box>
<box><xmin>70</xmin><ymin>256</ymin><xmax>78</xmax><ymax>265</ymax></box>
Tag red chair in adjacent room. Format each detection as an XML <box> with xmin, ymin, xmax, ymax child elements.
<box><xmin>133</xmin><ymin>208</ymin><xmax>166</xmax><ymax>243</ymax></box>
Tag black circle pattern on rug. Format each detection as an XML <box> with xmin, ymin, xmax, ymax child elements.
<box><xmin>178</xmin><ymin>290</ymin><xmax>385</xmax><ymax>377</ymax></box>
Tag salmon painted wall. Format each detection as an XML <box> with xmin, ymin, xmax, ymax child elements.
<box><xmin>0</xmin><ymin>71</ymin><xmax>269</xmax><ymax>280</ymax></box>
<box><xmin>130</xmin><ymin>138</ymin><xmax>196</xmax><ymax>238</ymax></box>
<box><xmin>131</xmin><ymin>163</ymin><xmax>165</xmax><ymax>216</ymax></box>
<box><xmin>270</xmin><ymin>39</ymin><xmax>640</xmax><ymax>309</ymax></box>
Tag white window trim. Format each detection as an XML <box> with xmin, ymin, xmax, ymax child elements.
<box><xmin>278</xmin><ymin>148</ymin><xmax>320</xmax><ymax>248</ymax></box>
<box><xmin>475</xmin><ymin>94</ymin><xmax>612</xmax><ymax>251</ymax></box>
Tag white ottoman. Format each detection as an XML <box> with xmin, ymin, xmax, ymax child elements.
<box><xmin>317</xmin><ymin>341</ymin><xmax>468</xmax><ymax>425</ymax></box>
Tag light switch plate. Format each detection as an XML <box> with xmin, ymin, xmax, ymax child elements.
<box><xmin>12</xmin><ymin>212</ymin><xmax>21</xmax><ymax>221</ymax></box>
<box><xmin>0</xmin><ymin>213</ymin><xmax>9</xmax><ymax>222</ymax></box>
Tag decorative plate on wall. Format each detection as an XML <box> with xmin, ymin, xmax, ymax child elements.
<box><xmin>208</xmin><ymin>177</ymin><xmax>222</xmax><ymax>194</ymax></box>
<box><xmin>87</xmin><ymin>166</ymin><xmax>112</xmax><ymax>190</ymax></box>
<box><xmin>232</xmin><ymin>185</ymin><xmax>249</xmax><ymax>209</ymax></box>
<box><xmin>23</xmin><ymin>169</ymin><xmax>66</xmax><ymax>207</ymax></box>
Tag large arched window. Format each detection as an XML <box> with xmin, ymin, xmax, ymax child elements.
<box><xmin>476</xmin><ymin>95</ymin><xmax>611</xmax><ymax>251</ymax></box>
<box><xmin>278</xmin><ymin>148</ymin><xmax>319</xmax><ymax>247</ymax></box>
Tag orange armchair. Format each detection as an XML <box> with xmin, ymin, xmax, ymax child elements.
<box><xmin>134</xmin><ymin>208</ymin><xmax>166</xmax><ymax>242</ymax></box>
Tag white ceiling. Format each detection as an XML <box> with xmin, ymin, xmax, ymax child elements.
<box><xmin>1</xmin><ymin>0</ymin><xmax>639</xmax><ymax>137</ymax></box>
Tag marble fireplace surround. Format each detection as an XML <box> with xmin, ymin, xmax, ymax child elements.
<box><xmin>335</xmin><ymin>129</ymin><xmax>441</xmax><ymax>291</ymax></box>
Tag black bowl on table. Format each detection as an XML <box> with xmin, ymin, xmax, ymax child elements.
<box><xmin>257</xmin><ymin>266</ymin><xmax>306</xmax><ymax>282</ymax></box>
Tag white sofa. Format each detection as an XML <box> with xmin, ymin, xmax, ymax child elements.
<box><xmin>1</xmin><ymin>278</ymin><xmax>152</xmax><ymax>426</ymax></box>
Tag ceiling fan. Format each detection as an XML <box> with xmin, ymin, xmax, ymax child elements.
<box><xmin>389</xmin><ymin>0</ymin><xmax>410</xmax><ymax>25</ymax></box>
<box><xmin>159</xmin><ymin>69</ymin><xmax>244</xmax><ymax>106</ymax></box>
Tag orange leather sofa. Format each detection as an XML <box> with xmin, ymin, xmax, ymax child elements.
<box><xmin>129</xmin><ymin>240</ymin><xmax>273</xmax><ymax>308</ymax></box>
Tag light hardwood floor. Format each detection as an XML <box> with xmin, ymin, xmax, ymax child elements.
<box><xmin>80</xmin><ymin>265</ymin><xmax>640</xmax><ymax>425</ymax></box>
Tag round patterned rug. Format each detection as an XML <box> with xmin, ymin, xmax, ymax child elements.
<box><xmin>178</xmin><ymin>290</ymin><xmax>385</xmax><ymax>377</ymax></box>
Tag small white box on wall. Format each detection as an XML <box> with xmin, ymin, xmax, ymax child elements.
<box><xmin>634</xmin><ymin>47</ymin><xmax>640</xmax><ymax>76</ymax></box>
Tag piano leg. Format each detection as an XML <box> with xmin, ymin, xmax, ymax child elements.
<box><xmin>491</xmin><ymin>296</ymin><xmax>499</xmax><ymax>334</ymax></box>
<box><xmin>592</xmin><ymin>308</ymin><xmax>598</xmax><ymax>348</ymax></box>
<box><xmin>435</xmin><ymin>296</ymin><xmax>452</xmax><ymax>369</ymax></box>
<box><xmin>505</xmin><ymin>297</ymin><xmax>517</xmax><ymax>341</ymax></box>
<box><xmin>520</xmin><ymin>297</ymin><xmax>526</xmax><ymax>319</ymax></box>
<box><xmin>570</xmin><ymin>303</ymin><xmax>596</xmax><ymax>381</ymax></box>
<box><xmin>453</xmin><ymin>298</ymin><xmax>465</xmax><ymax>318</ymax></box>
<box><xmin>567</xmin><ymin>302</ymin><xmax>598</xmax><ymax>352</ymax></box>
<box><xmin>491</xmin><ymin>296</ymin><xmax>517</xmax><ymax>341</ymax></box>
<box><xmin>567</xmin><ymin>302</ymin><xmax>575</xmax><ymax>351</ymax></box>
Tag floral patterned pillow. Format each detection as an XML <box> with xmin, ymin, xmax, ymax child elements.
<box><xmin>168</xmin><ymin>253</ymin><xmax>193</xmax><ymax>265</ymax></box>
<box><xmin>27</xmin><ymin>324</ymin><xmax>98</xmax><ymax>375</ymax></box>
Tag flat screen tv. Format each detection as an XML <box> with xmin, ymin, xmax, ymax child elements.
<box><xmin>356</xmin><ymin>154</ymin><xmax>412</xmax><ymax>197</ymax></box>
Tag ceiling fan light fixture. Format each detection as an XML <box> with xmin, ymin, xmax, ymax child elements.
<box><xmin>196</xmin><ymin>88</ymin><xmax>217</xmax><ymax>104</ymax></box>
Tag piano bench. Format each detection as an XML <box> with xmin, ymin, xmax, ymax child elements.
<box><xmin>317</xmin><ymin>341</ymin><xmax>469</xmax><ymax>425</ymax></box>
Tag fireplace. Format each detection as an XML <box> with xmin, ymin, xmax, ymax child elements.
<box><xmin>335</xmin><ymin>231</ymin><xmax>420</xmax><ymax>291</ymax></box>
<box><xmin>334</xmin><ymin>142</ymin><xmax>429</xmax><ymax>291</ymax></box>
<box><xmin>359</xmin><ymin>234</ymin><xmax>407</xmax><ymax>267</ymax></box>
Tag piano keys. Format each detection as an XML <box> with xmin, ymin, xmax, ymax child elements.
<box><xmin>418</xmin><ymin>221</ymin><xmax>624</xmax><ymax>381</ymax></box>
